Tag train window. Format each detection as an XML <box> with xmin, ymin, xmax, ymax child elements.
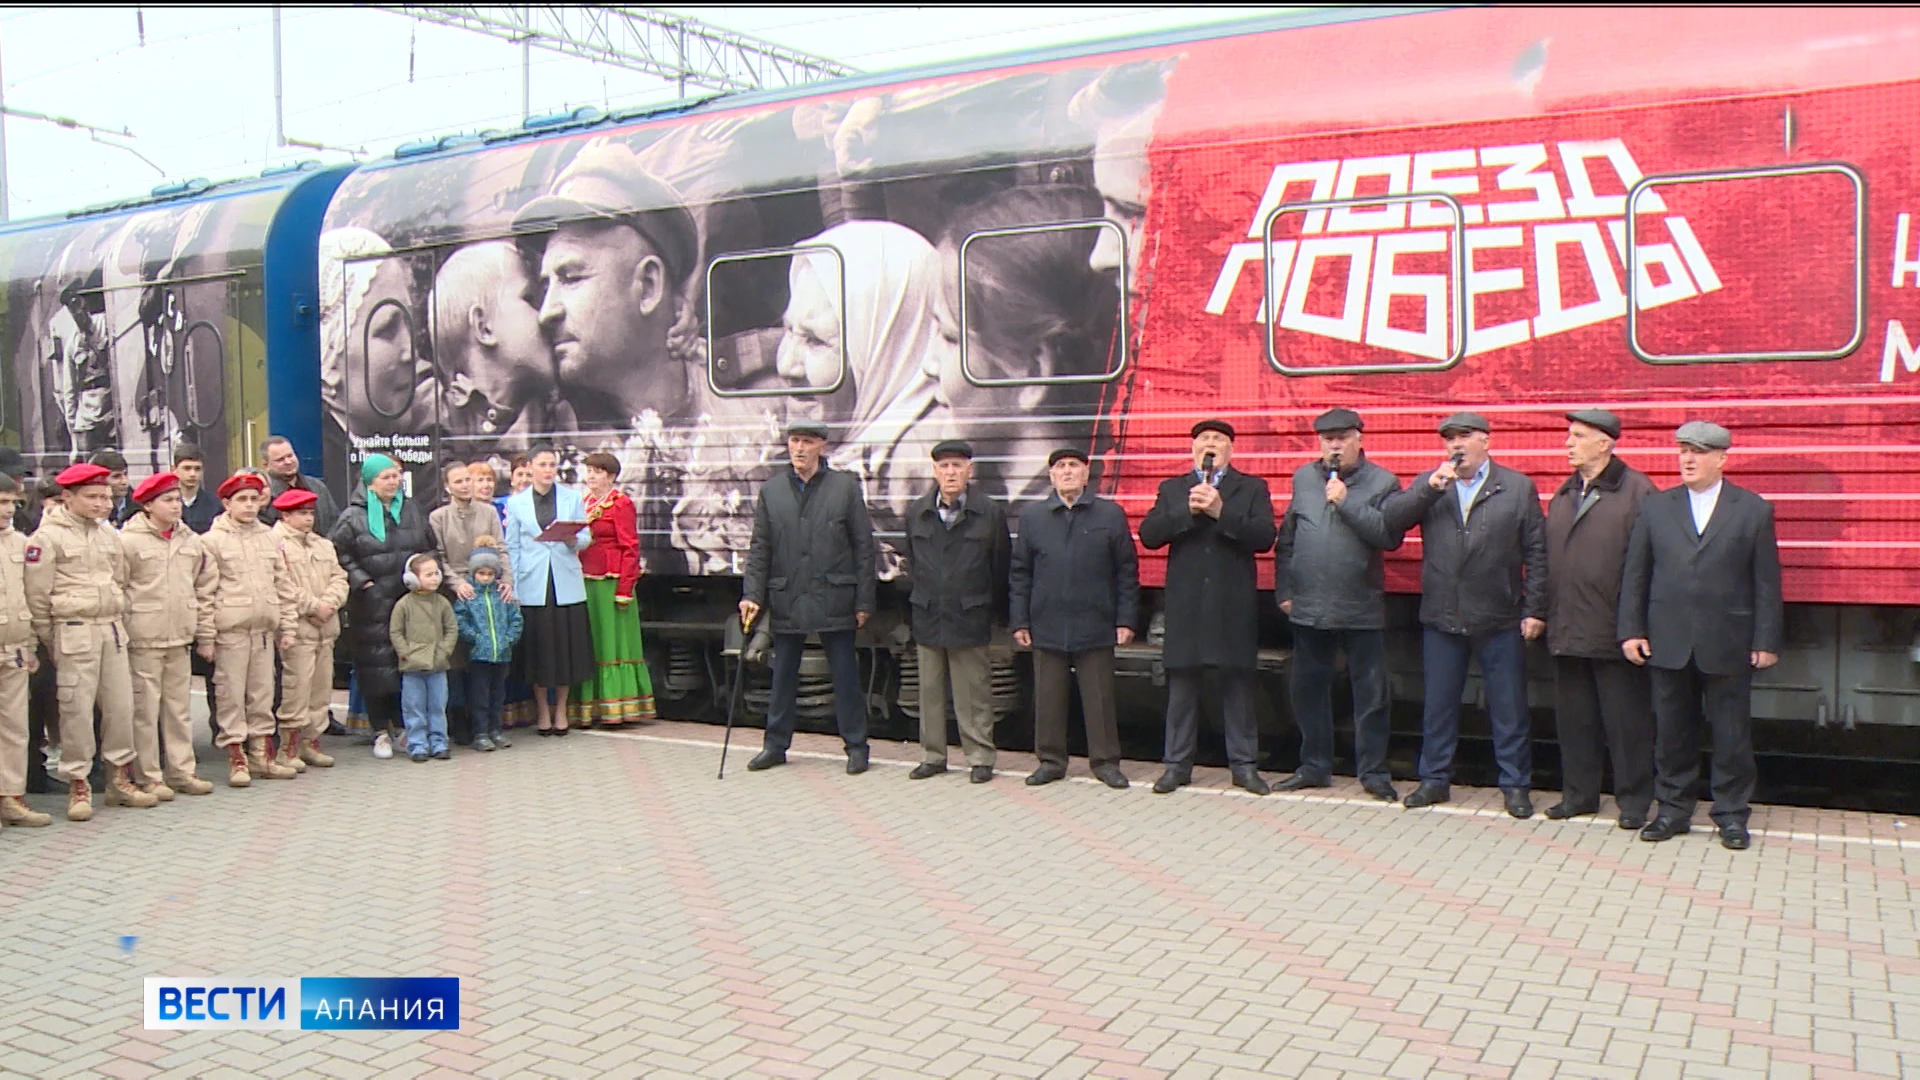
<box><xmin>1626</xmin><ymin>163</ymin><xmax>1865</xmax><ymax>364</ymax></box>
<box><xmin>359</xmin><ymin>296</ymin><xmax>420</xmax><ymax>420</ymax></box>
<box><xmin>704</xmin><ymin>245</ymin><xmax>847</xmax><ymax>398</ymax></box>
<box><xmin>180</xmin><ymin>319</ymin><xmax>226</xmax><ymax>429</ymax></box>
<box><xmin>956</xmin><ymin>219</ymin><xmax>1127</xmax><ymax>388</ymax></box>
<box><xmin>1261</xmin><ymin>192</ymin><xmax>1467</xmax><ymax>376</ymax></box>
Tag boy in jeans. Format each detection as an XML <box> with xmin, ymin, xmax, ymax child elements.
<box><xmin>454</xmin><ymin>542</ymin><xmax>522</xmax><ymax>751</ymax></box>
<box><xmin>390</xmin><ymin>553</ymin><xmax>458</xmax><ymax>763</ymax></box>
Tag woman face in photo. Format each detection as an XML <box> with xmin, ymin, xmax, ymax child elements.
<box><xmin>775</xmin><ymin>253</ymin><xmax>843</xmax><ymax>391</ymax></box>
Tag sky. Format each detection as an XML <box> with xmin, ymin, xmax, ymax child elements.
<box><xmin>0</xmin><ymin>5</ymin><xmax>1298</xmax><ymax>221</ymax></box>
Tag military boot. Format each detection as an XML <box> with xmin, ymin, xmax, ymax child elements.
<box><xmin>277</xmin><ymin>731</ymin><xmax>308</xmax><ymax>774</ymax></box>
<box><xmin>141</xmin><ymin>781</ymin><xmax>176</xmax><ymax>803</ymax></box>
<box><xmin>0</xmin><ymin>795</ymin><xmax>51</xmax><ymax>827</ymax></box>
<box><xmin>248</xmin><ymin>736</ymin><xmax>296</xmax><ymax>780</ymax></box>
<box><xmin>227</xmin><ymin>744</ymin><xmax>252</xmax><ymax>788</ymax></box>
<box><xmin>298</xmin><ymin>732</ymin><xmax>335</xmax><ymax>768</ymax></box>
<box><xmin>105</xmin><ymin>766</ymin><xmax>159</xmax><ymax>809</ymax></box>
<box><xmin>67</xmin><ymin>779</ymin><xmax>94</xmax><ymax>821</ymax></box>
<box><xmin>167</xmin><ymin>773</ymin><xmax>215</xmax><ymax>796</ymax></box>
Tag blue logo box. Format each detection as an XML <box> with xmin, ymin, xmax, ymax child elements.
<box><xmin>302</xmin><ymin>978</ymin><xmax>460</xmax><ymax>1030</ymax></box>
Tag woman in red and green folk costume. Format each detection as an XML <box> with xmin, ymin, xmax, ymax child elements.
<box><xmin>571</xmin><ymin>451</ymin><xmax>657</xmax><ymax>727</ymax></box>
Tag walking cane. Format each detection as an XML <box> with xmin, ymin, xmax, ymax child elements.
<box><xmin>718</xmin><ymin>608</ymin><xmax>762</xmax><ymax>779</ymax></box>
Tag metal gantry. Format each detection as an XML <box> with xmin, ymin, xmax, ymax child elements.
<box><xmin>373</xmin><ymin>5</ymin><xmax>858</xmax><ymax>97</ymax></box>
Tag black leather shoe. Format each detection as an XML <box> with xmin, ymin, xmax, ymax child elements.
<box><xmin>1151</xmin><ymin>766</ymin><xmax>1191</xmax><ymax>794</ymax></box>
<box><xmin>1617</xmin><ymin>814</ymin><xmax>1648</xmax><ymax>831</ymax></box>
<box><xmin>1361</xmin><ymin>777</ymin><xmax>1399</xmax><ymax>803</ymax></box>
<box><xmin>1025</xmin><ymin>764</ymin><xmax>1065</xmax><ymax>786</ymax></box>
<box><xmin>1272</xmin><ymin>773</ymin><xmax>1331</xmax><ymax>793</ymax></box>
<box><xmin>1718</xmin><ymin>823</ymin><xmax>1751</xmax><ymax>850</ymax></box>
<box><xmin>1544</xmin><ymin>801</ymin><xmax>1597</xmax><ymax>820</ymax></box>
<box><xmin>746</xmin><ymin>748</ymin><xmax>786</xmax><ymax>771</ymax></box>
<box><xmin>1503</xmin><ymin>789</ymin><xmax>1534</xmax><ymax>819</ymax></box>
<box><xmin>1639</xmin><ymin>817</ymin><xmax>1691</xmax><ymax>842</ymax></box>
<box><xmin>1230</xmin><ymin>766</ymin><xmax>1271</xmax><ymax>796</ymax></box>
<box><xmin>846</xmin><ymin>747</ymin><xmax>870</xmax><ymax>775</ymax></box>
<box><xmin>1092</xmin><ymin>764</ymin><xmax>1130</xmax><ymax>789</ymax></box>
<box><xmin>908</xmin><ymin>763</ymin><xmax>946</xmax><ymax>780</ymax></box>
<box><xmin>1402</xmin><ymin>782</ymin><xmax>1450</xmax><ymax>808</ymax></box>
<box><xmin>969</xmin><ymin>766</ymin><xmax>993</xmax><ymax>784</ymax></box>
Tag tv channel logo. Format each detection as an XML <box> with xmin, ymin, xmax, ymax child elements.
<box><xmin>145</xmin><ymin>978</ymin><xmax>459</xmax><ymax>1030</ymax></box>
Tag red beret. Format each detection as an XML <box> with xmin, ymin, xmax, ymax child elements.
<box><xmin>216</xmin><ymin>473</ymin><xmax>267</xmax><ymax>500</ymax></box>
<box><xmin>131</xmin><ymin>473</ymin><xmax>180</xmax><ymax>505</ymax></box>
<box><xmin>271</xmin><ymin>487</ymin><xmax>318</xmax><ymax>512</ymax></box>
<box><xmin>55</xmin><ymin>463</ymin><xmax>111</xmax><ymax>489</ymax></box>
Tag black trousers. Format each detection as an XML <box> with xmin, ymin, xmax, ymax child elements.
<box><xmin>1553</xmin><ymin>655</ymin><xmax>1655</xmax><ymax>817</ymax></box>
<box><xmin>1163</xmin><ymin>667</ymin><xmax>1258</xmax><ymax>769</ymax></box>
<box><xmin>1650</xmin><ymin>661</ymin><xmax>1756</xmax><ymax>826</ymax></box>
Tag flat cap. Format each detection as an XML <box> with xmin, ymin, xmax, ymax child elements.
<box><xmin>55</xmin><ymin>463</ymin><xmax>111</xmax><ymax>489</ymax></box>
<box><xmin>786</xmin><ymin>418</ymin><xmax>830</xmax><ymax>441</ymax></box>
<box><xmin>131</xmin><ymin>473</ymin><xmax>179</xmax><ymax>505</ymax></box>
<box><xmin>1675</xmin><ymin>420</ymin><xmax>1732</xmax><ymax>450</ymax></box>
<box><xmin>272</xmin><ymin>487</ymin><xmax>318</xmax><ymax>512</ymax></box>
<box><xmin>1313</xmin><ymin>408</ymin><xmax>1363</xmax><ymax>434</ymax></box>
<box><xmin>1190</xmin><ymin>419</ymin><xmax>1235</xmax><ymax>441</ymax></box>
<box><xmin>1565</xmin><ymin>408</ymin><xmax>1622</xmax><ymax>440</ymax></box>
<box><xmin>512</xmin><ymin>141</ymin><xmax>699</xmax><ymax>284</ymax></box>
<box><xmin>1437</xmin><ymin>411</ymin><xmax>1491</xmax><ymax>435</ymax></box>
<box><xmin>217</xmin><ymin>473</ymin><xmax>267</xmax><ymax>500</ymax></box>
<box><xmin>0</xmin><ymin>445</ymin><xmax>25</xmax><ymax>478</ymax></box>
<box><xmin>930</xmin><ymin>439</ymin><xmax>973</xmax><ymax>461</ymax></box>
<box><xmin>1048</xmin><ymin>447</ymin><xmax>1090</xmax><ymax>467</ymax></box>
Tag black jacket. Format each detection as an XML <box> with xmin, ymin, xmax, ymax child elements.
<box><xmin>903</xmin><ymin>486</ymin><xmax>1010</xmax><ymax>650</ymax></box>
<box><xmin>1275</xmin><ymin>456</ymin><xmax>1403</xmax><ymax>631</ymax></box>
<box><xmin>179</xmin><ymin>487</ymin><xmax>220</xmax><ymax>535</ymax></box>
<box><xmin>262</xmin><ymin>472</ymin><xmax>341</xmax><ymax>537</ymax></box>
<box><xmin>1617</xmin><ymin>480</ymin><xmax>1783</xmax><ymax>676</ymax></box>
<box><xmin>1545</xmin><ymin>456</ymin><xmax>1659</xmax><ymax>658</ymax></box>
<box><xmin>328</xmin><ymin>487</ymin><xmax>435</xmax><ymax>701</ymax></box>
<box><xmin>743</xmin><ymin>465</ymin><xmax>876</xmax><ymax>634</ymax></box>
<box><xmin>1384</xmin><ymin>460</ymin><xmax>1548</xmax><ymax>637</ymax></box>
<box><xmin>1138</xmin><ymin>466</ymin><xmax>1276</xmax><ymax>670</ymax></box>
<box><xmin>1010</xmin><ymin>491</ymin><xmax>1139</xmax><ymax>654</ymax></box>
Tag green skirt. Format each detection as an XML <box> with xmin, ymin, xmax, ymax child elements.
<box><xmin>571</xmin><ymin>577</ymin><xmax>657</xmax><ymax>726</ymax></box>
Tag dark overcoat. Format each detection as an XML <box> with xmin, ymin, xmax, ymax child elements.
<box><xmin>742</xmin><ymin>465</ymin><xmax>876</xmax><ymax>635</ymax></box>
<box><xmin>1009</xmin><ymin>492</ymin><xmax>1139</xmax><ymax>653</ymax></box>
<box><xmin>1138</xmin><ymin>466</ymin><xmax>1276</xmax><ymax>670</ymax></box>
<box><xmin>329</xmin><ymin>487</ymin><xmax>435</xmax><ymax>701</ymax></box>
<box><xmin>1544</xmin><ymin>456</ymin><xmax>1659</xmax><ymax>658</ymax></box>
<box><xmin>903</xmin><ymin>485</ymin><xmax>1010</xmax><ymax>649</ymax></box>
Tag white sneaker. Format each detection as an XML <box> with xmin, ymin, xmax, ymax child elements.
<box><xmin>372</xmin><ymin>732</ymin><xmax>393</xmax><ymax>760</ymax></box>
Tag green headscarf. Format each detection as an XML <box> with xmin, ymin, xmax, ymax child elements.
<box><xmin>360</xmin><ymin>453</ymin><xmax>404</xmax><ymax>543</ymax></box>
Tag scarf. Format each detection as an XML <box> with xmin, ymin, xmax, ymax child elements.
<box><xmin>361</xmin><ymin>453</ymin><xmax>404</xmax><ymax>543</ymax></box>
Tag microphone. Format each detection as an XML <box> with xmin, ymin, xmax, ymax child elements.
<box><xmin>1323</xmin><ymin>449</ymin><xmax>1340</xmax><ymax>477</ymax></box>
<box><xmin>1441</xmin><ymin>449</ymin><xmax>1466</xmax><ymax>486</ymax></box>
<box><xmin>1200</xmin><ymin>452</ymin><xmax>1215</xmax><ymax>479</ymax></box>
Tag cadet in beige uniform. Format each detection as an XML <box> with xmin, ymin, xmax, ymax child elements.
<box><xmin>120</xmin><ymin>472</ymin><xmax>217</xmax><ymax>797</ymax></box>
<box><xmin>271</xmin><ymin>487</ymin><xmax>347</xmax><ymax>771</ymax></box>
<box><xmin>198</xmin><ymin>473</ymin><xmax>296</xmax><ymax>786</ymax></box>
<box><xmin>0</xmin><ymin>474</ymin><xmax>52</xmax><ymax>830</ymax></box>
<box><xmin>25</xmin><ymin>462</ymin><xmax>152</xmax><ymax>821</ymax></box>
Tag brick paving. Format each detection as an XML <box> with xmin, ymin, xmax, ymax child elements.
<box><xmin>1</xmin><ymin>711</ymin><xmax>1917</xmax><ymax>1079</ymax></box>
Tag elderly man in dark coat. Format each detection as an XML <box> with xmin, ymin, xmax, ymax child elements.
<box><xmin>740</xmin><ymin>418</ymin><xmax>878</xmax><ymax>775</ymax></box>
<box><xmin>1544</xmin><ymin>409</ymin><xmax>1660</xmax><ymax>829</ymax></box>
<box><xmin>904</xmin><ymin>440</ymin><xmax>1010</xmax><ymax>784</ymax></box>
<box><xmin>1274</xmin><ymin>407</ymin><xmax>1405</xmax><ymax>801</ymax></box>
<box><xmin>1619</xmin><ymin>420</ymin><xmax>1782</xmax><ymax>851</ymax></box>
<box><xmin>1384</xmin><ymin>411</ymin><xmax>1549</xmax><ymax>819</ymax></box>
<box><xmin>1011</xmin><ymin>447</ymin><xmax>1139</xmax><ymax>789</ymax></box>
<box><xmin>1139</xmin><ymin>419</ymin><xmax>1277</xmax><ymax>795</ymax></box>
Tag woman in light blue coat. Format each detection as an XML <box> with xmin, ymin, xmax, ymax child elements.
<box><xmin>504</xmin><ymin>446</ymin><xmax>596</xmax><ymax>734</ymax></box>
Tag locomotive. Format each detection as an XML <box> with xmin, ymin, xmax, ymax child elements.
<box><xmin>4</xmin><ymin>7</ymin><xmax>1919</xmax><ymax>808</ymax></box>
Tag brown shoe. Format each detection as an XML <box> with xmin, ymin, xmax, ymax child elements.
<box><xmin>227</xmin><ymin>744</ymin><xmax>252</xmax><ymax>788</ymax></box>
<box><xmin>167</xmin><ymin>774</ymin><xmax>215</xmax><ymax>796</ymax></box>
<box><xmin>277</xmin><ymin>731</ymin><xmax>308</xmax><ymax>774</ymax></box>
<box><xmin>0</xmin><ymin>795</ymin><xmax>51</xmax><ymax>827</ymax></box>
<box><xmin>106</xmin><ymin>766</ymin><xmax>160</xmax><ymax>809</ymax></box>
<box><xmin>248</xmin><ymin>736</ymin><xmax>296</xmax><ymax>780</ymax></box>
<box><xmin>298</xmin><ymin>733</ymin><xmax>335</xmax><ymax>768</ymax></box>
<box><xmin>67</xmin><ymin>779</ymin><xmax>94</xmax><ymax>821</ymax></box>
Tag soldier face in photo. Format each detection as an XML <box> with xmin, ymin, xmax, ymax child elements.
<box><xmin>435</xmin><ymin>242</ymin><xmax>552</xmax><ymax>437</ymax></box>
<box><xmin>537</xmin><ymin>220</ymin><xmax>686</xmax><ymax>424</ymax></box>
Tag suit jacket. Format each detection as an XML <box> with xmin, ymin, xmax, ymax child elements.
<box><xmin>1138</xmin><ymin>466</ymin><xmax>1276</xmax><ymax>670</ymax></box>
<box><xmin>504</xmin><ymin>484</ymin><xmax>590</xmax><ymax>607</ymax></box>
<box><xmin>1617</xmin><ymin>479</ymin><xmax>1783</xmax><ymax>675</ymax></box>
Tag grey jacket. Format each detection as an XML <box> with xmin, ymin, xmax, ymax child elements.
<box><xmin>1618</xmin><ymin>480</ymin><xmax>1783</xmax><ymax>676</ymax></box>
<box><xmin>1275</xmin><ymin>456</ymin><xmax>1404</xmax><ymax>631</ymax></box>
<box><xmin>1009</xmin><ymin>491</ymin><xmax>1139</xmax><ymax>654</ymax></box>
<box><xmin>1384</xmin><ymin>460</ymin><xmax>1548</xmax><ymax>637</ymax></box>
<box><xmin>743</xmin><ymin>465</ymin><xmax>876</xmax><ymax>634</ymax></box>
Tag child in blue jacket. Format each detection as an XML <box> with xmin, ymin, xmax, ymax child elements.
<box><xmin>454</xmin><ymin>543</ymin><xmax>524</xmax><ymax>751</ymax></box>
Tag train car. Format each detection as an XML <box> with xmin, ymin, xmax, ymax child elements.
<box><xmin>318</xmin><ymin>7</ymin><xmax>1920</xmax><ymax>806</ymax></box>
<box><xmin>0</xmin><ymin>160</ymin><xmax>354</xmax><ymax>481</ymax></box>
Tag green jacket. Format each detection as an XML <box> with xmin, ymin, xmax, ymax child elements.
<box><xmin>389</xmin><ymin>589</ymin><xmax>457</xmax><ymax>673</ymax></box>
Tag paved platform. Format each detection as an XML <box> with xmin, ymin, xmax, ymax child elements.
<box><xmin>1</xmin><ymin>716</ymin><xmax>1917</xmax><ymax>1080</ymax></box>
